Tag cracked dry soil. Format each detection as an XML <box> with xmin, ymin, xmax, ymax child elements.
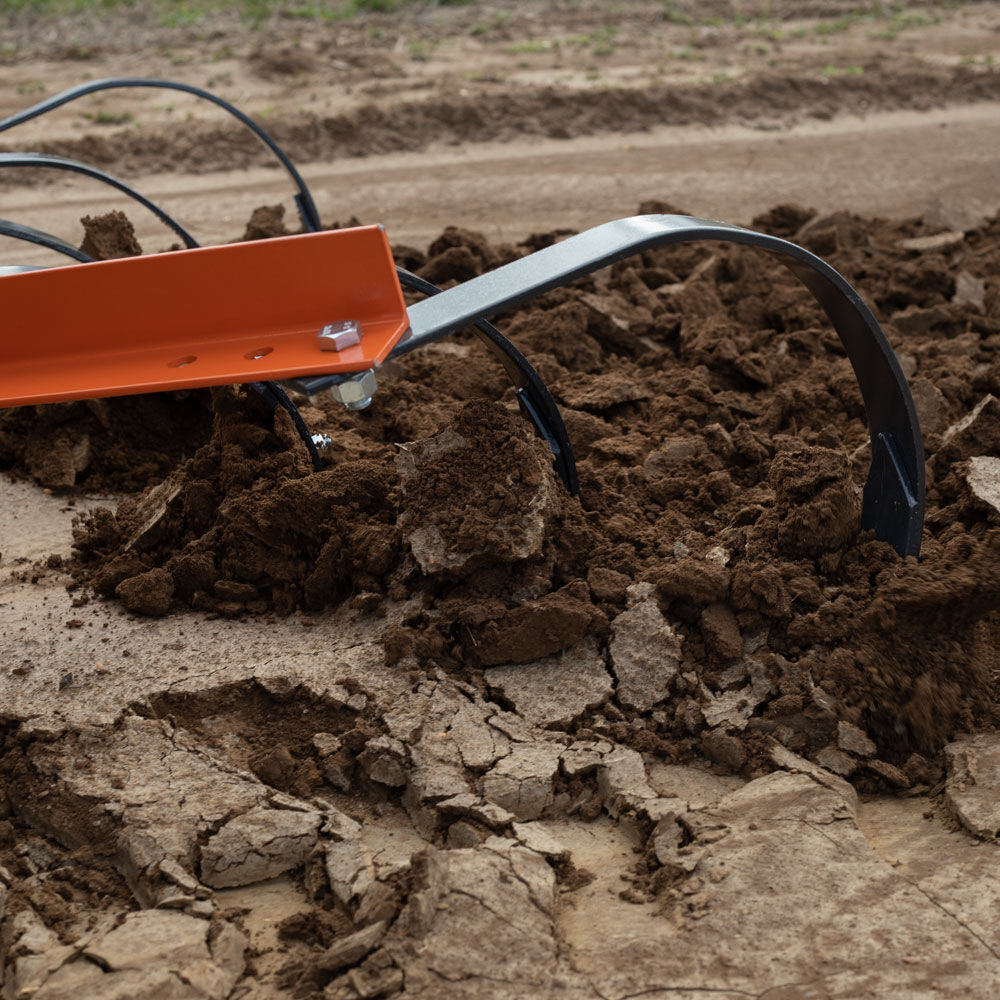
<box><xmin>3</xmin><ymin>2</ymin><xmax>1000</xmax><ymax>994</ymax></box>
<box><xmin>1</xmin><ymin>200</ymin><xmax>1000</xmax><ymax>999</ymax></box>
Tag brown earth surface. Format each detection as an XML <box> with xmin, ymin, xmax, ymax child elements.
<box><xmin>3</xmin><ymin>3</ymin><xmax>1000</xmax><ymax>999</ymax></box>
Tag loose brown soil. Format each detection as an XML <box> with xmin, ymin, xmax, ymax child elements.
<box><xmin>3</xmin><ymin>5</ymin><xmax>1000</xmax><ymax>999</ymax></box>
<box><xmin>49</xmin><ymin>200</ymin><xmax>999</xmax><ymax>776</ymax></box>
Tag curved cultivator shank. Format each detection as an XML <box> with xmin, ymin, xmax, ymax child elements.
<box><xmin>0</xmin><ymin>79</ymin><xmax>924</xmax><ymax>557</ymax></box>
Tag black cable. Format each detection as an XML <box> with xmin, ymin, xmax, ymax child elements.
<box><xmin>0</xmin><ymin>78</ymin><xmax>322</xmax><ymax>233</ymax></box>
<box><xmin>395</xmin><ymin>266</ymin><xmax>578</xmax><ymax>495</ymax></box>
<box><xmin>0</xmin><ymin>152</ymin><xmax>198</xmax><ymax>249</ymax></box>
<box><xmin>250</xmin><ymin>381</ymin><xmax>323</xmax><ymax>472</ymax></box>
<box><xmin>0</xmin><ymin>218</ymin><xmax>92</xmax><ymax>262</ymax></box>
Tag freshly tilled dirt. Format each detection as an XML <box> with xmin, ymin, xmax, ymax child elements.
<box><xmin>44</xmin><ymin>202</ymin><xmax>1000</xmax><ymax>775</ymax></box>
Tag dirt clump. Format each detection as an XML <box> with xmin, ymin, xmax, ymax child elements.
<box><xmin>242</xmin><ymin>203</ymin><xmax>291</xmax><ymax>241</ymax></box>
<box><xmin>0</xmin><ymin>392</ymin><xmax>215</xmax><ymax>492</ymax></box>
<box><xmin>79</xmin><ymin>209</ymin><xmax>143</xmax><ymax>260</ymax></box>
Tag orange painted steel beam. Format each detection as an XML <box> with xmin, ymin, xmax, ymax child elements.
<box><xmin>0</xmin><ymin>225</ymin><xmax>410</xmax><ymax>406</ymax></box>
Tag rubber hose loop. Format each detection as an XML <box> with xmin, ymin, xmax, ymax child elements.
<box><xmin>0</xmin><ymin>152</ymin><xmax>198</xmax><ymax>249</ymax></box>
<box><xmin>395</xmin><ymin>266</ymin><xmax>579</xmax><ymax>495</ymax></box>
<box><xmin>0</xmin><ymin>78</ymin><xmax>322</xmax><ymax>233</ymax></box>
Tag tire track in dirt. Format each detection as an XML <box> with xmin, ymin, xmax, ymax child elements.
<box><xmin>3</xmin><ymin>104</ymin><xmax>999</xmax><ymax>266</ymax></box>
<box><xmin>2</xmin><ymin>63</ymin><xmax>998</xmax><ymax>182</ymax></box>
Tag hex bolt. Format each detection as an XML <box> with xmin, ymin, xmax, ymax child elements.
<box><xmin>330</xmin><ymin>368</ymin><xmax>378</xmax><ymax>410</ymax></box>
<box><xmin>317</xmin><ymin>320</ymin><xmax>362</xmax><ymax>352</ymax></box>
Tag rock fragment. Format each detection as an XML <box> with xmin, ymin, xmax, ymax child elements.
<box><xmin>24</xmin><ymin>910</ymin><xmax>246</xmax><ymax>1000</ymax></box>
<box><xmin>813</xmin><ymin>746</ymin><xmax>856</xmax><ymax>777</ymax></box>
<box><xmin>908</xmin><ymin>377</ymin><xmax>949</xmax><ymax>437</ymax></box>
<box><xmin>769</xmin><ymin>743</ymin><xmax>859</xmax><ymax>811</ymax></box>
<box><xmin>358</xmin><ymin>735</ymin><xmax>408</xmax><ymax>787</ymax></box>
<box><xmin>866</xmin><ymin>759</ymin><xmax>910</xmax><ymax>788</ymax></box>
<box><xmin>481</xmin><ymin>741</ymin><xmax>563</xmax><ymax>820</ymax></box>
<box><xmin>318</xmin><ymin>920</ymin><xmax>387</xmax><ymax>973</ymax></box>
<box><xmin>938</xmin><ymin>394</ymin><xmax>1000</xmax><ymax>466</ymax></box>
<box><xmin>554</xmin><ymin>371</ymin><xmax>652</xmax><ymax>410</ymax></box>
<box><xmin>447</xmin><ymin>699</ymin><xmax>511</xmax><ymax>770</ymax></box>
<box><xmin>326</xmin><ymin>839</ymin><xmax>376</xmax><ymax>907</ymax></box>
<box><xmin>2</xmin><ymin>909</ymin><xmax>76</xmax><ymax>999</ymax></box>
<box><xmin>837</xmin><ymin>721</ymin><xmax>877</xmax><ymax>758</ymax></box>
<box><xmin>122</xmin><ymin>473</ymin><xmax>183</xmax><ymax>551</ymax></box>
<box><xmin>6</xmin><ymin>718</ymin><xmax>273</xmax><ymax>907</ymax></box>
<box><xmin>512</xmin><ymin>822</ymin><xmax>570</xmax><ymax>862</ymax></box>
<box><xmin>485</xmin><ymin>636</ymin><xmax>612</xmax><ymax>726</ymax></box>
<box><xmin>437</xmin><ymin>793</ymin><xmax>515</xmax><ymax>829</ymax></box>
<box><xmin>395</xmin><ymin>403</ymin><xmax>558</xmax><ymax>575</ymax></box>
<box><xmin>388</xmin><ymin>846</ymin><xmax>557</xmax><ymax>995</ymax></box>
<box><xmin>609</xmin><ymin>597</ymin><xmax>682</xmax><ymax>710</ymax></box>
<box><xmin>952</xmin><ymin>270</ymin><xmax>986</xmax><ymax>311</ymax></box>
<box><xmin>945</xmin><ymin>735</ymin><xmax>1000</xmax><ymax>839</ymax></box>
<box><xmin>896</xmin><ymin>230</ymin><xmax>964</xmax><ymax>253</ymax></box>
<box><xmin>200</xmin><ymin>807</ymin><xmax>321</xmax><ymax>888</ymax></box>
<box><xmin>588</xmin><ymin>762</ymin><xmax>1000</xmax><ymax>1000</ymax></box>
<box><xmin>701</xmin><ymin>684</ymin><xmax>762</xmax><ymax>731</ymax></box>
<box><xmin>965</xmin><ymin>456</ymin><xmax>1000</xmax><ymax>518</ymax></box>
<box><xmin>596</xmin><ymin>745</ymin><xmax>659</xmax><ymax>817</ymax></box>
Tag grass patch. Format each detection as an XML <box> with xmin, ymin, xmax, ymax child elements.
<box><xmin>821</xmin><ymin>63</ymin><xmax>865</xmax><ymax>77</ymax></box>
<box><xmin>81</xmin><ymin>108</ymin><xmax>134</xmax><ymax>124</ymax></box>
<box><xmin>567</xmin><ymin>25</ymin><xmax>618</xmax><ymax>56</ymax></box>
<box><xmin>868</xmin><ymin>9</ymin><xmax>938</xmax><ymax>40</ymax></box>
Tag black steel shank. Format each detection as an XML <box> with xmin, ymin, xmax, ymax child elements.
<box><xmin>398</xmin><ymin>214</ymin><xmax>925</xmax><ymax>557</ymax></box>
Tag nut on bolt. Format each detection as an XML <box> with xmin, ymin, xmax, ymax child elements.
<box><xmin>330</xmin><ymin>368</ymin><xmax>378</xmax><ymax>410</ymax></box>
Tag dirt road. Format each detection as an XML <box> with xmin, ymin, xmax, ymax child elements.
<box><xmin>2</xmin><ymin>3</ymin><xmax>1000</xmax><ymax>999</ymax></box>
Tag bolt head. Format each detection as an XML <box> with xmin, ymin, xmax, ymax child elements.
<box><xmin>317</xmin><ymin>320</ymin><xmax>362</xmax><ymax>352</ymax></box>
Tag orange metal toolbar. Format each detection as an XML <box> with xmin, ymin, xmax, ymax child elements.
<box><xmin>0</xmin><ymin>225</ymin><xmax>409</xmax><ymax>406</ymax></box>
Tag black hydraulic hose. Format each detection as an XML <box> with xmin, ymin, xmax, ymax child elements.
<box><xmin>0</xmin><ymin>152</ymin><xmax>199</xmax><ymax>249</ymax></box>
<box><xmin>250</xmin><ymin>381</ymin><xmax>323</xmax><ymax>473</ymax></box>
<box><xmin>0</xmin><ymin>218</ymin><xmax>92</xmax><ymax>262</ymax></box>
<box><xmin>394</xmin><ymin>266</ymin><xmax>579</xmax><ymax>495</ymax></box>
<box><xmin>0</xmin><ymin>78</ymin><xmax>322</xmax><ymax>233</ymax></box>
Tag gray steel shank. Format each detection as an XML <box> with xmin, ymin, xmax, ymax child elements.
<box><xmin>399</xmin><ymin>213</ymin><xmax>925</xmax><ymax>557</ymax></box>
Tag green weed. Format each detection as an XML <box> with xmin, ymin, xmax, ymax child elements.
<box><xmin>821</xmin><ymin>63</ymin><xmax>864</xmax><ymax>76</ymax></box>
<box><xmin>82</xmin><ymin>108</ymin><xmax>133</xmax><ymax>124</ymax></box>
